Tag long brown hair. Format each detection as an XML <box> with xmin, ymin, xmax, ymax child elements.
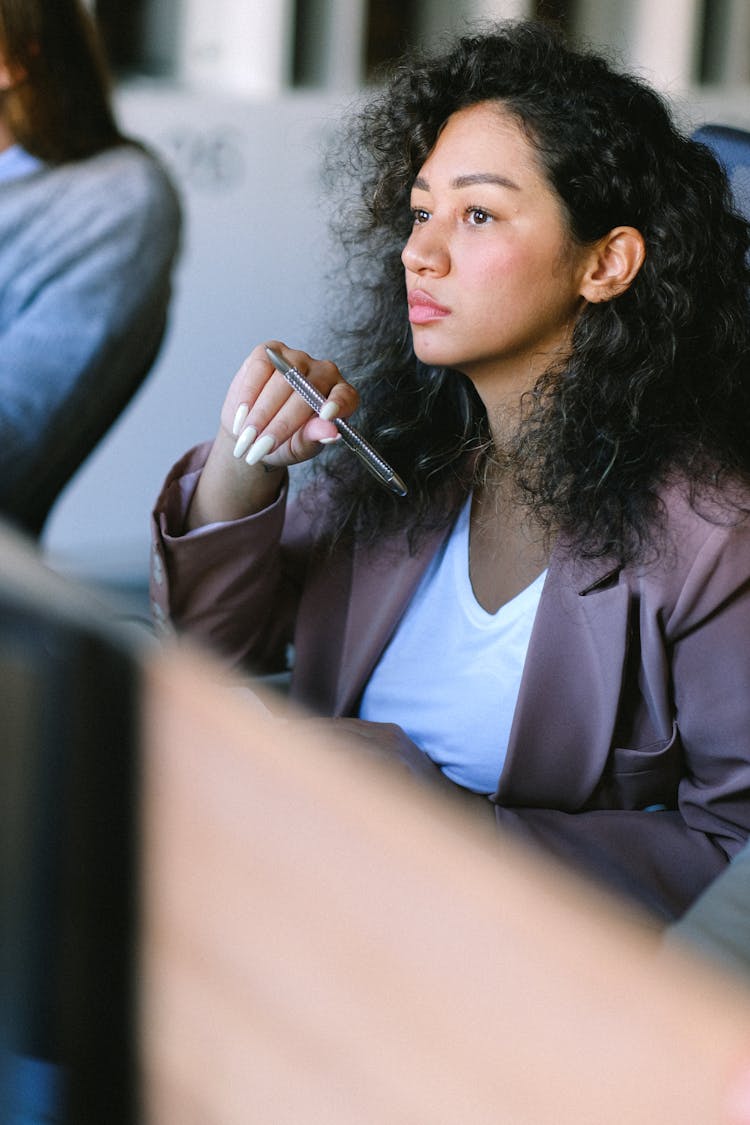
<box><xmin>0</xmin><ymin>0</ymin><xmax>125</xmax><ymax>162</ymax></box>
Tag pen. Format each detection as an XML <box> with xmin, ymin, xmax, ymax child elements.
<box><xmin>265</xmin><ymin>346</ymin><xmax>408</xmax><ymax>497</ymax></box>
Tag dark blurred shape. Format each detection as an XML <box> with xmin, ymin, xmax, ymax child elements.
<box><xmin>0</xmin><ymin>521</ymin><xmax>139</xmax><ymax>1124</ymax></box>
<box><xmin>90</xmin><ymin>0</ymin><xmax>146</xmax><ymax>76</ymax></box>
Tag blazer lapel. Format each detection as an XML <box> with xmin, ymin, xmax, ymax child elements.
<box><xmin>333</xmin><ymin>525</ymin><xmax>449</xmax><ymax>715</ymax></box>
<box><xmin>497</xmin><ymin>552</ymin><xmax>630</xmax><ymax>808</ymax></box>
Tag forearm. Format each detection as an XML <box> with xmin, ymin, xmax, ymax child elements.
<box><xmin>185</xmin><ymin>426</ymin><xmax>285</xmax><ymax>530</ymax></box>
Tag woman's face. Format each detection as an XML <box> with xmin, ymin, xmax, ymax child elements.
<box><xmin>402</xmin><ymin>101</ymin><xmax>595</xmax><ymax>409</ymax></box>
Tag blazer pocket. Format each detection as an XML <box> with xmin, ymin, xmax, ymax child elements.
<box><xmin>602</xmin><ymin>722</ymin><xmax>683</xmax><ymax>810</ymax></box>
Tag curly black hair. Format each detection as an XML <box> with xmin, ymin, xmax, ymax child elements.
<box><xmin>312</xmin><ymin>19</ymin><xmax>750</xmax><ymax>562</ymax></box>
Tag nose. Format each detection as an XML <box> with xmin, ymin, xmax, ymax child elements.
<box><xmin>401</xmin><ymin>221</ymin><xmax>450</xmax><ymax>277</ymax></box>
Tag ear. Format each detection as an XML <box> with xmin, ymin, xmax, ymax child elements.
<box><xmin>580</xmin><ymin>226</ymin><xmax>645</xmax><ymax>303</ymax></box>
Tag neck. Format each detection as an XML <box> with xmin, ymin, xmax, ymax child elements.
<box><xmin>464</xmin><ymin>338</ymin><xmax>572</xmax><ymax>449</ymax></box>
<box><xmin>483</xmin><ymin>391</ymin><xmax>530</xmax><ymax>461</ymax></box>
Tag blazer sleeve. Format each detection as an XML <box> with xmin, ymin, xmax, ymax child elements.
<box><xmin>150</xmin><ymin>444</ymin><xmax>315</xmax><ymax>673</ymax></box>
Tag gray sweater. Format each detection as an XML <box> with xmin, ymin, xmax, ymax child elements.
<box><xmin>0</xmin><ymin>143</ymin><xmax>181</xmax><ymax>534</ymax></box>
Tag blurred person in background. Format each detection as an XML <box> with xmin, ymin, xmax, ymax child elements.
<box><xmin>0</xmin><ymin>0</ymin><xmax>181</xmax><ymax>536</ymax></box>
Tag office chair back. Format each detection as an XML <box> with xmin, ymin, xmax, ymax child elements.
<box><xmin>693</xmin><ymin>123</ymin><xmax>750</xmax><ymax>220</ymax></box>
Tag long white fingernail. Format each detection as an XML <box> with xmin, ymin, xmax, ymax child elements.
<box><xmin>319</xmin><ymin>435</ymin><xmax>340</xmax><ymax>444</ymax></box>
<box><xmin>232</xmin><ymin>402</ymin><xmax>250</xmax><ymax>436</ymax></box>
<box><xmin>320</xmin><ymin>401</ymin><xmax>339</xmax><ymax>421</ymax></box>
<box><xmin>233</xmin><ymin>424</ymin><xmax>257</xmax><ymax>458</ymax></box>
<box><xmin>245</xmin><ymin>434</ymin><xmax>275</xmax><ymax>465</ymax></box>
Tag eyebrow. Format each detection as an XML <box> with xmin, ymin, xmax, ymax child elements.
<box><xmin>413</xmin><ymin>172</ymin><xmax>521</xmax><ymax>192</ymax></box>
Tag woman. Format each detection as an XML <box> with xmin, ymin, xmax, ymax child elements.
<box><xmin>0</xmin><ymin>0</ymin><xmax>181</xmax><ymax>535</ymax></box>
<box><xmin>152</xmin><ymin>21</ymin><xmax>750</xmax><ymax>922</ymax></box>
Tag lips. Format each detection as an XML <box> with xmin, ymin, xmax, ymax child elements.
<box><xmin>407</xmin><ymin>289</ymin><xmax>451</xmax><ymax>324</ymax></box>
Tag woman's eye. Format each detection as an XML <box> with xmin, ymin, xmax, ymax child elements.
<box><xmin>411</xmin><ymin>208</ymin><xmax>430</xmax><ymax>225</ymax></box>
<box><xmin>467</xmin><ymin>207</ymin><xmax>493</xmax><ymax>225</ymax></box>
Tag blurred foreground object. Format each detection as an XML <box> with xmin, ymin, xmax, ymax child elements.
<box><xmin>2</xmin><ymin>515</ymin><xmax>750</xmax><ymax>1122</ymax></box>
<box><xmin>139</xmin><ymin>650</ymin><xmax>750</xmax><ymax>1125</ymax></box>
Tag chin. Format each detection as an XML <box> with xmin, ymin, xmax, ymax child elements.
<box><xmin>412</xmin><ymin>340</ymin><xmax>463</xmax><ymax>371</ymax></box>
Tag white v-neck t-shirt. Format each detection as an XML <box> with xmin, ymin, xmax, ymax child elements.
<box><xmin>358</xmin><ymin>498</ymin><xmax>546</xmax><ymax>794</ymax></box>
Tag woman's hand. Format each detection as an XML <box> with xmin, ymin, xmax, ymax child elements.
<box><xmin>186</xmin><ymin>342</ymin><xmax>359</xmax><ymax>529</ymax></box>
<box><xmin>222</xmin><ymin>342</ymin><xmax>357</xmax><ymax>472</ymax></box>
<box><xmin>299</xmin><ymin>717</ymin><xmax>452</xmax><ymax>788</ymax></box>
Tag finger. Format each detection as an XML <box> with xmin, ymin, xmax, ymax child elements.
<box><xmin>266</xmin><ymin>413</ymin><xmax>338</xmax><ymax>469</ymax></box>
<box><xmin>234</xmin><ymin>347</ymin><xmax>359</xmax><ymax>467</ymax></box>
<box><xmin>270</xmin><ymin>345</ymin><xmax>359</xmax><ymax>423</ymax></box>
<box><xmin>222</xmin><ymin>343</ymin><xmax>313</xmax><ymax>465</ymax></box>
<box><xmin>227</xmin><ymin>343</ymin><xmax>321</xmax><ymax>440</ymax></box>
<box><xmin>242</xmin><ymin>381</ymin><xmax>330</xmax><ymax>466</ymax></box>
<box><xmin>303</xmin><ymin>414</ymin><xmax>341</xmax><ymax>445</ymax></box>
<box><xmin>221</xmin><ymin>343</ymin><xmax>283</xmax><ymax>436</ymax></box>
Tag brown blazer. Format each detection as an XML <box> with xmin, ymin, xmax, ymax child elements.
<box><xmin>152</xmin><ymin>445</ymin><xmax>750</xmax><ymax>921</ymax></box>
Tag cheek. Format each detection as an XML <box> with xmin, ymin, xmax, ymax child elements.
<box><xmin>471</xmin><ymin>231</ymin><xmax>550</xmax><ymax>280</ymax></box>
<box><xmin>463</xmin><ymin>244</ymin><xmax>517</xmax><ymax>290</ymax></box>
<box><xmin>475</xmin><ymin>246</ymin><xmax>575</xmax><ymax>330</ymax></box>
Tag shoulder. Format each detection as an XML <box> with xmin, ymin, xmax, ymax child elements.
<box><xmin>558</xmin><ymin>475</ymin><xmax>750</xmax><ymax>629</ymax></box>
<box><xmin>54</xmin><ymin>144</ymin><xmax>182</xmax><ymax>269</ymax></box>
<box><xmin>21</xmin><ymin>144</ymin><xmax>182</xmax><ymax>245</ymax></box>
<box><xmin>75</xmin><ymin>144</ymin><xmax>181</xmax><ymax>230</ymax></box>
<box><xmin>92</xmin><ymin>143</ymin><xmax>178</xmax><ymax>200</ymax></box>
<box><xmin>656</xmin><ymin>474</ymin><xmax>750</xmax><ymax>558</ymax></box>
<box><xmin>629</xmin><ymin>476</ymin><xmax>750</xmax><ymax>634</ymax></box>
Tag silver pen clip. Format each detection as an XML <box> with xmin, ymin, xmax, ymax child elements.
<box><xmin>265</xmin><ymin>346</ymin><xmax>407</xmax><ymax>497</ymax></box>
